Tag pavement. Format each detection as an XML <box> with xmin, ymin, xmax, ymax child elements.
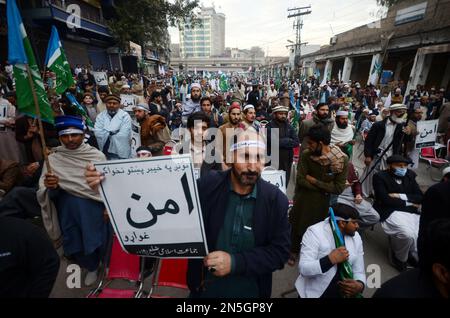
<box><xmin>50</xmin><ymin>140</ymin><xmax>437</xmax><ymax>298</ymax></box>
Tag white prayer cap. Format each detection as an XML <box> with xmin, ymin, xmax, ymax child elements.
<box><xmin>122</xmin><ymin>84</ymin><xmax>131</xmax><ymax>89</ymax></box>
<box><xmin>243</xmin><ymin>104</ymin><xmax>255</xmax><ymax>112</ymax></box>
<box><xmin>336</xmin><ymin>110</ymin><xmax>349</xmax><ymax>117</ymax></box>
<box><xmin>442</xmin><ymin>166</ymin><xmax>450</xmax><ymax>179</ymax></box>
<box><xmin>191</xmin><ymin>83</ymin><xmax>201</xmax><ymax>90</ymax></box>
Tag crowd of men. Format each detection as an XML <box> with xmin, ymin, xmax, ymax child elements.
<box><xmin>1</xmin><ymin>61</ymin><xmax>450</xmax><ymax>299</ymax></box>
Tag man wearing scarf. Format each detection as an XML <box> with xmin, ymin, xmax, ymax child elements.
<box><xmin>133</xmin><ymin>103</ymin><xmax>171</xmax><ymax>156</ymax></box>
<box><xmin>331</xmin><ymin>110</ymin><xmax>356</xmax><ymax>158</ymax></box>
<box><xmin>298</xmin><ymin>103</ymin><xmax>335</xmax><ymax>148</ymax></box>
<box><xmin>94</xmin><ymin>94</ymin><xmax>132</xmax><ymax>160</ymax></box>
<box><xmin>38</xmin><ymin>116</ymin><xmax>109</xmax><ymax>287</ymax></box>
<box><xmin>289</xmin><ymin>125</ymin><xmax>348</xmax><ymax>266</ymax></box>
<box><xmin>295</xmin><ymin>204</ymin><xmax>365</xmax><ymax>298</ymax></box>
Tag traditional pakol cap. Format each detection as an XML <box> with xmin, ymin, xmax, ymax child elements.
<box><xmin>387</xmin><ymin>155</ymin><xmax>412</xmax><ymax>165</ymax></box>
<box><xmin>272</xmin><ymin>106</ymin><xmax>289</xmax><ymax>113</ymax></box>
<box><xmin>133</xmin><ymin>103</ymin><xmax>149</xmax><ymax>112</ymax></box>
<box><xmin>389</xmin><ymin>104</ymin><xmax>407</xmax><ymax>111</ymax></box>
<box><xmin>229</xmin><ymin>103</ymin><xmax>241</xmax><ymax>113</ymax></box>
<box><xmin>104</xmin><ymin>94</ymin><xmax>121</xmax><ymax>103</ymax></box>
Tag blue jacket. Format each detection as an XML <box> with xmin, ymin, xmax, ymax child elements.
<box><xmin>188</xmin><ymin>170</ymin><xmax>291</xmax><ymax>298</ymax></box>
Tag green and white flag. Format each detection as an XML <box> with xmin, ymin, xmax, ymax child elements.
<box><xmin>7</xmin><ymin>0</ymin><xmax>53</xmax><ymax>124</ymax></box>
<box><xmin>45</xmin><ymin>26</ymin><xmax>75</xmax><ymax>95</ymax></box>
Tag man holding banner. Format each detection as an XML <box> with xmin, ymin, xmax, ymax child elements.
<box><xmin>188</xmin><ymin>130</ymin><xmax>291</xmax><ymax>298</ymax></box>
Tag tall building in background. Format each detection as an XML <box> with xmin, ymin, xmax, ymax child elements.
<box><xmin>179</xmin><ymin>6</ymin><xmax>225</xmax><ymax>58</ymax></box>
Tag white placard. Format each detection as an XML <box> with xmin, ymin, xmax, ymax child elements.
<box><xmin>416</xmin><ymin>120</ymin><xmax>438</xmax><ymax>149</ymax></box>
<box><xmin>95</xmin><ymin>155</ymin><xmax>208</xmax><ymax>258</ymax></box>
<box><xmin>121</xmin><ymin>94</ymin><xmax>137</xmax><ymax>112</ymax></box>
<box><xmin>0</xmin><ymin>102</ymin><xmax>8</xmax><ymax>128</ymax></box>
<box><xmin>91</xmin><ymin>71</ymin><xmax>108</xmax><ymax>86</ymax></box>
<box><xmin>131</xmin><ymin>122</ymin><xmax>141</xmax><ymax>158</ymax></box>
<box><xmin>262</xmin><ymin>170</ymin><xmax>287</xmax><ymax>195</ymax></box>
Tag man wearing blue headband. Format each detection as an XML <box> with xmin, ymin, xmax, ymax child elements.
<box><xmin>37</xmin><ymin>115</ymin><xmax>109</xmax><ymax>287</ymax></box>
<box><xmin>295</xmin><ymin>203</ymin><xmax>365</xmax><ymax>298</ymax></box>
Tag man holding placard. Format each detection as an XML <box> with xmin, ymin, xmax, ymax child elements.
<box><xmin>85</xmin><ymin>130</ymin><xmax>291</xmax><ymax>298</ymax></box>
<box><xmin>188</xmin><ymin>130</ymin><xmax>291</xmax><ymax>298</ymax></box>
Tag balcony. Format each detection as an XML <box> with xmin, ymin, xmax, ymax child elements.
<box><xmin>24</xmin><ymin>0</ymin><xmax>112</xmax><ymax>38</ymax></box>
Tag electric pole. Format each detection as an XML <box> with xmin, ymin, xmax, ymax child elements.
<box><xmin>287</xmin><ymin>5</ymin><xmax>311</xmax><ymax>77</ymax></box>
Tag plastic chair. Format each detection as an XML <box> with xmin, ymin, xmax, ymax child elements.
<box><xmin>148</xmin><ymin>259</ymin><xmax>189</xmax><ymax>298</ymax></box>
<box><xmin>293</xmin><ymin>146</ymin><xmax>300</xmax><ymax>164</ymax></box>
<box><xmin>420</xmin><ymin>146</ymin><xmax>449</xmax><ymax>181</ymax></box>
<box><xmin>87</xmin><ymin>235</ymin><xmax>145</xmax><ymax>298</ymax></box>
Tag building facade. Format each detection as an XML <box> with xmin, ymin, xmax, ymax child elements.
<box><xmin>179</xmin><ymin>6</ymin><xmax>225</xmax><ymax>58</ymax></box>
<box><xmin>299</xmin><ymin>0</ymin><xmax>450</xmax><ymax>92</ymax></box>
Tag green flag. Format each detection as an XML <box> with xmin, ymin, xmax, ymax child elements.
<box><xmin>219</xmin><ymin>74</ymin><xmax>229</xmax><ymax>92</ymax></box>
<box><xmin>8</xmin><ymin>0</ymin><xmax>53</xmax><ymax>124</ymax></box>
<box><xmin>45</xmin><ymin>26</ymin><xmax>75</xmax><ymax>95</ymax></box>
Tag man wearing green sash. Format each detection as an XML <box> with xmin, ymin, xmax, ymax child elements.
<box><xmin>295</xmin><ymin>203</ymin><xmax>366</xmax><ymax>298</ymax></box>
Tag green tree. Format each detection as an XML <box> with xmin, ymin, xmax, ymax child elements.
<box><xmin>107</xmin><ymin>0</ymin><xmax>200</xmax><ymax>51</ymax></box>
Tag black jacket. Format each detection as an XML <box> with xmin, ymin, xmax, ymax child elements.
<box><xmin>188</xmin><ymin>170</ymin><xmax>291</xmax><ymax>298</ymax></box>
<box><xmin>373</xmin><ymin>170</ymin><xmax>423</xmax><ymax>222</ymax></box>
<box><xmin>364</xmin><ymin>118</ymin><xmax>410</xmax><ymax>159</ymax></box>
<box><xmin>418</xmin><ymin>181</ymin><xmax>450</xmax><ymax>265</ymax></box>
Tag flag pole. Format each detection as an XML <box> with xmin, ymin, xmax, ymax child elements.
<box><xmin>25</xmin><ymin>64</ymin><xmax>52</xmax><ymax>173</ymax></box>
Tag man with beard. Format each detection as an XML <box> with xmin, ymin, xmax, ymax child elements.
<box><xmin>132</xmin><ymin>103</ymin><xmax>171</xmax><ymax>156</ymax></box>
<box><xmin>266</xmin><ymin>106</ymin><xmax>299</xmax><ymax>187</ymax></box>
<box><xmin>39</xmin><ymin>116</ymin><xmax>109</xmax><ymax>287</ymax></box>
<box><xmin>391</xmin><ymin>88</ymin><xmax>404</xmax><ymax>105</ymax></box>
<box><xmin>331</xmin><ymin>110</ymin><xmax>356</xmax><ymax>158</ymax></box>
<box><xmin>219</xmin><ymin>102</ymin><xmax>243</xmax><ymax>164</ymax></box>
<box><xmin>85</xmin><ymin>130</ymin><xmax>290</xmax><ymax>298</ymax></box>
<box><xmin>295</xmin><ymin>203</ymin><xmax>365</xmax><ymax>298</ymax></box>
<box><xmin>182</xmin><ymin>83</ymin><xmax>202</xmax><ymax>126</ymax></box>
<box><xmin>289</xmin><ymin>125</ymin><xmax>348</xmax><ymax>266</ymax></box>
<box><xmin>298</xmin><ymin>103</ymin><xmax>335</xmax><ymax>148</ymax></box>
<box><xmin>94</xmin><ymin>94</ymin><xmax>132</xmax><ymax>160</ymax></box>
<box><xmin>373</xmin><ymin>155</ymin><xmax>423</xmax><ymax>272</ymax></box>
<box><xmin>362</xmin><ymin>104</ymin><xmax>413</xmax><ymax>197</ymax></box>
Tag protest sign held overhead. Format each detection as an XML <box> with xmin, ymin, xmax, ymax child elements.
<box><xmin>94</xmin><ymin>155</ymin><xmax>208</xmax><ymax>258</ymax></box>
<box><xmin>416</xmin><ymin>120</ymin><xmax>438</xmax><ymax>149</ymax></box>
<box><xmin>91</xmin><ymin>71</ymin><xmax>108</xmax><ymax>86</ymax></box>
<box><xmin>121</xmin><ymin>94</ymin><xmax>137</xmax><ymax>112</ymax></box>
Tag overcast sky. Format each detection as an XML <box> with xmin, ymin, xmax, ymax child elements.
<box><xmin>169</xmin><ymin>0</ymin><xmax>384</xmax><ymax>56</ymax></box>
